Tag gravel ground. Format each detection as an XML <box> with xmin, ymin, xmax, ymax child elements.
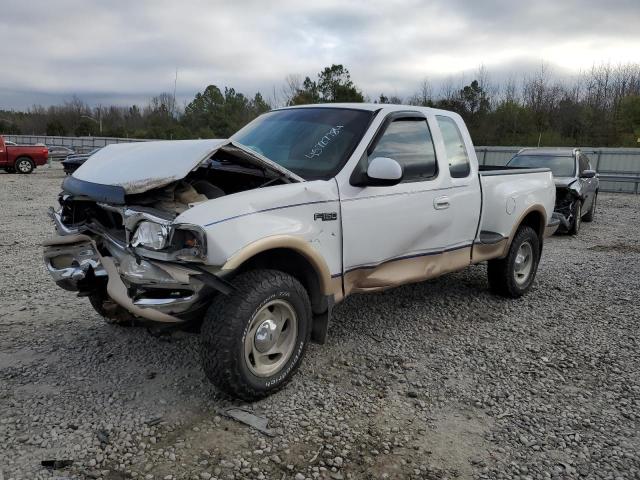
<box><xmin>0</xmin><ymin>164</ymin><xmax>639</xmax><ymax>480</ymax></box>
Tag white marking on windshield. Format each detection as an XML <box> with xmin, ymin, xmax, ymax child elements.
<box><xmin>305</xmin><ymin>125</ymin><xmax>344</xmax><ymax>159</ymax></box>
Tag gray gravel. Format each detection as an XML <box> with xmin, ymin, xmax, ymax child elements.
<box><xmin>1</xmin><ymin>164</ymin><xmax>639</xmax><ymax>480</ymax></box>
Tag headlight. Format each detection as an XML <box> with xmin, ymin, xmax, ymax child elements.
<box><xmin>172</xmin><ymin>225</ymin><xmax>207</xmax><ymax>261</ymax></box>
<box><xmin>131</xmin><ymin>221</ymin><xmax>170</xmax><ymax>250</ymax></box>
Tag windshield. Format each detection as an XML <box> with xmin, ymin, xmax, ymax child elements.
<box><xmin>231</xmin><ymin>107</ymin><xmax>374</xmax><ymax>180</ymax></box>
<box><xmin>508</xmin><ymin>154</ymin><xmax>576</xmax><ymax>177</ymax></box>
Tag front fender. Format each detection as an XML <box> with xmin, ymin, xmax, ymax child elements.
<box><xmin>174</xmin><ymin>180</ymin><xmax>343</xmax><ymax>283</ymax></box>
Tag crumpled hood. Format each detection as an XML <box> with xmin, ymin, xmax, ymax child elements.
<box><xmin>72</xmin><ymin>139</ymin><xmax>303</xmax><ymax>195</ymax></box>
<box><xmin>554</xmin><ymin>177</ymin><xmax>577</xmax><ymax>188</ymax></box>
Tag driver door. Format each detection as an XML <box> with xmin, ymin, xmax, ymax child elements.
<box><xmin>339</xmin><ymin>111</ymin><xmax>465</xmax><ymax>296</ymax></box>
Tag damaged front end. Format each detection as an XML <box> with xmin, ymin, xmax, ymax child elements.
<box><xmin>553</xmin><ymin>180</ymin><xmax>581</xmax><ymax>231</ymax></box>
<box><xmin>43</xmin><ymin>139</ymin><xmax>298</xmax><ymax>324</ymax></box>
<box><xmin>44</xmin><ymin>204</ymin><xmax>219</xmax><ymax>324</ymax></box>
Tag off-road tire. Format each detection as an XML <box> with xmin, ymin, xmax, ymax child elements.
<box><xmin>88</xmin><ymin>290</ymin><xmax>137</xmax><ymax>326</ymax></box>
<box><xmin>15</xmin><ymin>157</ymin><xmax>34</xmax><ymax>174</ymax></box>
<box><xmin>201</xmin><ymin>269</ymin><xmax>312</xmax><ymax>401</ymax></box>
<box><xmin>569</xmin><ymin>201</ymin><xmax>582</xmax><ymax>235</ymax></box>
<box><xmin>487</xmin><ymin>225</ymin><xmax>540</xmax><ymax>298</ymax></box>
<box><xmin>583</xmin><ymin>194</ymin><xmax>596</xmax><ymax>222</ymax></box>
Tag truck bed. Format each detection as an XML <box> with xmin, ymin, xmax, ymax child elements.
<box><xmin>475</xmin><ymin>166</ymin><xmax>556</xmax><ymax>258</ymax></box>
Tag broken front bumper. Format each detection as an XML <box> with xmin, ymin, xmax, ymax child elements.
<box><xmin>43</xmin><ymin>234</ymin><xmax>106</xmax><ymax>291</ymax></box>
<box><xmin>43</xmin><ymin>233</ymin><xmax>210</xmax><ymax>323</ymax></box>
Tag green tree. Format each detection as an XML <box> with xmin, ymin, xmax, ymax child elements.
<box><xmin>290</xmin><ymin>64</ymin><xmax>364</xmax><ymax>105</ymax></box>
<box><xmin>317</xmin><ymin>64</ymin><xmax>364</xmax><ymax>103</ymax></box>
<box><xmin>0</xmin><ymin>119</ymin><xmax>22</xmax><ymax>134</ymax></box>
<box><xmin>289</xmin><ymin>77</ymin><xmax>321</xmax><ymax>105</ymax></box>
<box><xmin>74</xmin><ymin>119</ymin><xmax>94</xmax><ymax>136</ymax></box>
<box><xmin>552</xmin><ymin>97</ymin><xmax>589</xmax><ymax>145</ymax></box>
<box><xmin>618</xmin><ymin>95</ymin><xmax>640</xmax><ymax>145</ymax></box>
<box><xmin>182</xmin><ymin>85</ymin><xmax>271</xmax><ymax>137</ymax></box>
<box><xmin>487</xmin><ymin>101</ymin><xmax>535</xmax><ymax>145</ymax></box>
<box><xmin>46</xmin><ymin>119</ymin><xmax>66</xmax><ymax>136</ymax></box>
<box><xmin>460</xmin><ymin>80</ymin><xmax>490</xmax><ymax>118</ymax></box>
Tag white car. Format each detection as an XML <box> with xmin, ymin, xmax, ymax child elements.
<box><xmin>44</xmin><ymin>104</ymin><xmax>558</xmax><ymax>399</ymax></box>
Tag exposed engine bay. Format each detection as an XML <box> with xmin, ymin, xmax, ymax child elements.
<box><xmin>58</xmin><ymin>154</ymin><xmax>287</xmax><ymax>234</ymax></box>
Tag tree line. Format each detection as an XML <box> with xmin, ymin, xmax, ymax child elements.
<box><xmin>1</xmin><ymin>62</ymin><xmax>639</xmax><ymax>147</ymax></box>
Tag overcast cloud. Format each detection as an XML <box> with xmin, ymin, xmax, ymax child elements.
<box><xmin>1</xmin><ymin>0</ymin><xmax>639</xmax><ymax>109</ymax></box>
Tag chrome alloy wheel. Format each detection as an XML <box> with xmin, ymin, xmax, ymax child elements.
<box><xmin>244</xmin><ymin>299</ymin><xmax>298</xmax><ymax>377</ymax></box>
<box><xmin>17</xmin><ymin>159</ymin><xmax>32</xmax><ymax>173</ymax></box>
<box><xmin>513</xmin><ymin>241</ymin><xmax>533</xmax><ymax>286</ymax></box>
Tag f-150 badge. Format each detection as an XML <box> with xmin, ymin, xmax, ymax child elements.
<box><xmin>314</xmin><ymin>212</ymin><xmax>337</xmax><ymax>221</ymax></box>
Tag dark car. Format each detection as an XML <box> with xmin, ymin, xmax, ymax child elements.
<box><xmin>61</xmin><ymin>147</ymin><xmax>102</xmax><ymax>175</ymax></box>
<box><xmin>47</xmin><ymin>145</ymin><xmax>75</xmax><ymax>160</ymax></box>
<box><xmin>507</xmin><ymin>148</ymin><xmax>599</xmax><ymax>235</ymax></box>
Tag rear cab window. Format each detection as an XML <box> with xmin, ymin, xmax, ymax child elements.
<box><xmin>436</xmin><ymin>115</ymin><xmax>471</xmax><ymax>178</ymax></box>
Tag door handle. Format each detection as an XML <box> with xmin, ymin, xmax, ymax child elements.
<box><xmin>434</xmin><ymin>196</ymin><xmax>450</xmax><ymax>210</ymax></box>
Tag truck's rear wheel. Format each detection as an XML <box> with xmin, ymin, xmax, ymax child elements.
<box><xmin>88</xmin><ymin>290</ymin><xmax>136</xmax><ymax>326</ymax></box>
<box><xmin>15</xmin><ymin>157</ymin><xmax>34</xmax><ymax>174</ymax></box>
<box><xmin>487</xmin><ymin>225</ymin><xmax>540</xmax><ymax>298</ymax></box>
<box><xmin>201</xmin><ymin>269</ymin><xmax>311</xmax><ymax>400</ymax></box>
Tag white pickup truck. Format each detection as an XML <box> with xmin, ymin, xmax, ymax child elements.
<box><xmin>44</xmin><ymin>104</ymin><xmax>557</xmax><ymax>399</ymax></box>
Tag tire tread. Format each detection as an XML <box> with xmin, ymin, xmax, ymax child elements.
<box><xmin>487</xmin><ymin>225</ymin><xmax>540</xmax><ymax>298</ymax></box>
<box><xmin>201</xmin><ymin>269</ymin><xmax>311</xmax><ymax>401</ymax></box>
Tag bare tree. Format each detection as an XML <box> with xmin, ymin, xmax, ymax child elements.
<box><xmin>282</xmin><ymin>74</ymin><xmax>303</xmax><ymax>106</ymax></box>
<box><xmin>439</xmin><ymin>76</ymin><xmax>457</xmax><ymax>101</ymax></box>
<box><xmin>476</xmin><ymin>65</ymin><xmax>498</xmax><ymax>109</ymax></box>
<box><xmin>522</xmin><ymin>63</ymin><xmax>563</xmax><ymax>134</ymax></box>
<box><xmin>502</xmin><ymin>75</ymin><xmax>518</xmax><ymax>104</ymax></box>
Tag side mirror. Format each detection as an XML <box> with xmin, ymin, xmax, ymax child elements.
<box><xmin>365</xmin><ymin>157</ymin><xmax>403</xmax><ymax>186</ymax></box>
<box><xmin>581</xmin><ymin>169</ymin><xmax>596</xmax><ymax>178</ymax></box>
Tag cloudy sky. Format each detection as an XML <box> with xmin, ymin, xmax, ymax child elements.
<box><xmin>1</xmin><ymin>0</ymin><xmax>639</xmax><ymax>110</ymax></box>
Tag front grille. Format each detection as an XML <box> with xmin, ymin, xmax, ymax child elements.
<box><xmin>59</xmin><ymin>198</ymin><xmax>125</xmax><ymax>242</ymax></box>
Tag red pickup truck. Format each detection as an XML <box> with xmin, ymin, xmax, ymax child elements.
<box><xmin>0</xmin><ymin>136</ymin><xmax>49</xmax><ymax>174</ymax></box>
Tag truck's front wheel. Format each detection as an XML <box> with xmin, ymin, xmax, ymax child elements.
<box><xmin>201</xmin><ymin>269</ymin><xmax>312</xmax><ymax>400</ymax></box>
<box><xmin>487</xmin><ymin>225</ymin><xmax>540</xmax><ymax>298</ymax></box>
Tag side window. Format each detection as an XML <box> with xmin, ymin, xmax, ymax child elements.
<box><xmin>369</xmin><ymin>118</ymin><xmax>437</xmax><ymax>182</ymax></box>
<box><xmin>436</xmin><ymin>115</ymin><xmax>471</xmax><ymax>178</ymax></box>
